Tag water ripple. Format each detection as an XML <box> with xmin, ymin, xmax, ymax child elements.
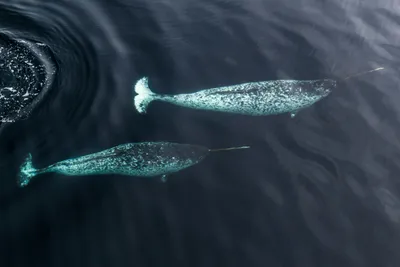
<box><xmin>0</xmin><ymin>0</ymin><xmax>129</xmax><ymax>195</ymax></box>
<box><xmin>0</xmin><ymin>29</ymin><xmax>56</xmax><ymax>123</ymax></box>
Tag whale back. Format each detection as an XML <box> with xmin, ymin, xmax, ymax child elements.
<box><xmin>199</xmin><ymin>79</ymin><xmax>335</xmax><ymax>97</ymax></box>
<box><xmin>42</xmin><ymin>142</ymin><xmax>209</xmax><ymax>177</ymax></box>
<box><xmin>167</xmin><ymin>78</ymin><xmax>336</xmax><ymax>116</ymax></box>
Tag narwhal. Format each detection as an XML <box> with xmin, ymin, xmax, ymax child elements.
<box><xmin>18</xmin><ymin>142</ymin><xmax>250</xmax><ymax>187</ymax></box>
<box><xmin>133</xmin><ymin>68</ymin><xmax>384</xmax><ymax>118</ymax></box>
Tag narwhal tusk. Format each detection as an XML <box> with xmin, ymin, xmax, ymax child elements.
<box><xmin>343</xmin><ymin>67</ymin><xmax>384</xmax><ymax>80</ymax></box>
<box><xmin>209</xmin><ymin>146</ymin><xmax>250</xmax><ymax>152</ymax></box>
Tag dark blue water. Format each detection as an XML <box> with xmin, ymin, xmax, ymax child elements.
<box><xmin>1</xmin><ymin>0</ymin><xmax>400</xmax><ymax>266</ymax></box>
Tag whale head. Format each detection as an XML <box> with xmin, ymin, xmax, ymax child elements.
<box><xmin>288</xmin><ymin>79</ymin><xmax>335</xmax><ymax>99</ymax></box>
<box><xmin>173</xmin><ymin>144</ymin><xmax>209</xmax><ymax>164</ymax></box>
<box><xmin>281</xmin><ymin>79</ymin><xmax>335</xmax><ymax>111</ymax></box>
<box><xmin>312</xmin><ymin>79</ymin><xmax>336</xmax><ymax>97</ymax></box>
<box><xmin>148</xmin><ymin>143</ymin><xmax>210</xmax><ymax>176</ymax></box>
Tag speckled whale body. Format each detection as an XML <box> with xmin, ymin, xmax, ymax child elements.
<box><xmin>134</xmin><ymin>77</ymin><xmax>335</xmax><ymax>117</ymax></box>
<box><xmin>18</xmin><ymin>142</ymin><xmax>210</xmax><ymax>187</ymax></box>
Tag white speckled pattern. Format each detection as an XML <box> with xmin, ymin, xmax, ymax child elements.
<box><xmin>18</xmin><ymin>142</ymin><xmax>209</xmax><ymax>187</ymax></box>
<box><xmin>134</xmin><ymin>77</ymin><xmax>335</xmax><ymax>116</ymax></box>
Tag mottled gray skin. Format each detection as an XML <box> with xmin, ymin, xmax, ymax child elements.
<box><xmin>135</xmin><ymin>78</ymin><xmax>335</xmax><ymax>116</ymax></box>
<box><xmin>163</xmin><ymin>80</ymin><xmax>334</xmax><ymax>115</ymax></box>
<box><xmin>28</xmin><ymin>142</ymin><xmax>209</xmax><ymax>178</ymax></box>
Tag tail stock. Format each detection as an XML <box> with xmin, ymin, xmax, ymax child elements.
<box><xmin>343</xmin><ymin>67</ymin><xmax>384</xmax><ymax>81</ymax></box>
<box><xmin>134</xmin><ymin>77</ymin><xmax>157</xmax><ymax>114</ymax></box>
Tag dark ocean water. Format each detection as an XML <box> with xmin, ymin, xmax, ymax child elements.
<box><xmin>1</xmin><ymin>0</ymin><xmax>400</xmax><ymax>266</ymax></box>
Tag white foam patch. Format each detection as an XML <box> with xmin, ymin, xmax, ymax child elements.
<box><xmin>0</xmin><ymin>36</ymin><xmax>56</xmax><ymax>123</ymax></box>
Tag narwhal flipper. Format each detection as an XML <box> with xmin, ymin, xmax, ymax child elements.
<box><xmin>161</xmin><ymin>174</ymin><xmax>168</xmax><ymax>182</ymax></box>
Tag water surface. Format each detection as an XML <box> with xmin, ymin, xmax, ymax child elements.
<box><xmin>0</xmin><ymin>0</ymin><xmax>400</xmax><ymax>267</ymax></box>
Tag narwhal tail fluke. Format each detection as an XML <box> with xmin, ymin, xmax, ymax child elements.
<box><xmin>18</xmin><ymin>153</ymin><xmax>40</xmax><ymax>187</ymax></box>
<box><xmin>134</xmin><ymin>77</ymin><xmax>157</xmax><ymax>114</ymax></box>
<box><xmin>209</xmin><ymin>145</ymin><xmax>251</xmax><ymax>152</ymax></box>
